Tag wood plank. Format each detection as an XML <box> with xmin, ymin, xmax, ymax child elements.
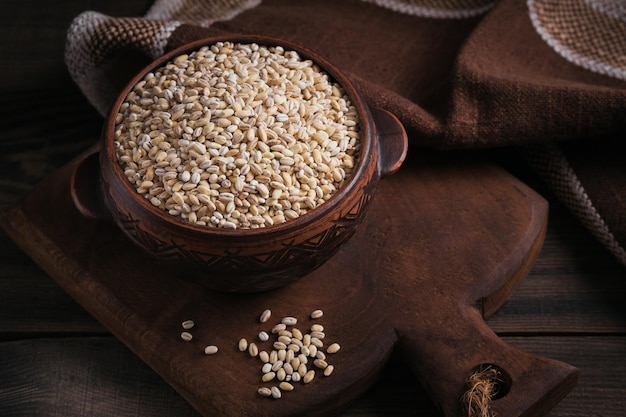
<box><xmin>0</xmin><ymin>232</ymin><xmax>105</xmax><ymax>338</ymax></box>
<box><xmin>0</xmin><ymin>336</ymin><xmax>623</xmax><ymax>417</ymax></box>
<box><xmin>0</xmin><ymin>88</ymin><xmax>102</xmax><ymax>212</ymax></box>
<box><xmin>505</xmin><ymin>336</ymin><xmax>626</xmax><ymax>417</ymax></box>
<box><xmin>1</xmin><ymin>144</ymin><xmax>579</xmax><ymax>417</ymax></box>
<box><xmin>0</xmin><ymin>337</ymin><xmax>201</xmax><ymax>417</ymax></box>
<box><xmin>0</xmin><ymin>5</ymin><xmax>623</xmax><ymax>417</ymax></box>
<box><xmin>3</xmin><ymin>198</ymin><xmax>624</xmax><ymax>337</ymax></box>
<box><xmin>488</xmin><ymin>203</ymin><xmax>626</xmax><ymax>334</ymax></box>
<box><xmin>0</xmin><ymin>0</ymin><xmax>153</xmax><ymax>92</ymax></box>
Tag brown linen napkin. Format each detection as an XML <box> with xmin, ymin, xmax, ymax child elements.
<box><xmin>64</xmin><ymin>0</ymin><xmax>626</xmax><ymax>266</ymax></box>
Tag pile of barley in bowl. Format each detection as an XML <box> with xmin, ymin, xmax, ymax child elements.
<box><xmin>114</xmin><ymin>41</ymin><xmax>361</xmax><ymax>229</ymax></box>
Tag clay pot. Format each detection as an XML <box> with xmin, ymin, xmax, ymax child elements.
<box><xmin>71</xmin><ymin>35</ymin><xmax>407</xmax><ymax>292</ymax></box>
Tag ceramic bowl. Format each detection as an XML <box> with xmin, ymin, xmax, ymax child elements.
<box><xmin>71</xmin><ymin>35</ymin><xmax>407</xmax><ymax>292</ymax></box>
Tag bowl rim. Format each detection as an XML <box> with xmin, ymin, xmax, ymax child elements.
<box><xmin>102</xmin><ymin>34</ymin><xmax>375</xmax><ymax>238</ymax></box>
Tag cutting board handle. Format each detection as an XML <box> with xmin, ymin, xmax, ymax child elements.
<box><xmin>401</xmin><ymin>308</ymin><xmax>579</xmax><ymax>417</ymax></box>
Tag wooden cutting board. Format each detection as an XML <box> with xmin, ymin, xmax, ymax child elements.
<box><xmin>0</xmin><ymin>146</ymin><xmax>578</xmax><ymax>417</ymax></box>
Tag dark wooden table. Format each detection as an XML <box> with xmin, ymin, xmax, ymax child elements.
<box><xmin>1</xmin><ymin>1</ymin><xmax>625</xmax><ymax>416</ymax></box>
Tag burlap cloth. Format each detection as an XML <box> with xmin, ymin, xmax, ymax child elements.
<box><xmin>65</xmin><ymin>0</ymin><xmax>626</xmax><ymax>267</ymax></box>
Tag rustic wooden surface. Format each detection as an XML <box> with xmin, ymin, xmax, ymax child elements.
<box><xmin>1</xmin><ymin>2</ymin><xmax>625</xmax><ymax>417</ymax></box>
<box><xmin>1</xmin><ymin>134</ymin><xmax>578</xmax><ymax>417</ymax></box>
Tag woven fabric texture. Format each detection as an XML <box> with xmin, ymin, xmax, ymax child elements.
<box><xmin>529</xmin><ymin>0</ymin><xmax>626</xmax><ymax>80</ymax></box>
<box><xmin>359</xmin><ymin>0</ymin><xmax>498</xmax><ymax>18</ymax></box>
<box><xmin>63</xmin><ymin>0</ymin><xmax>626</xmax><ymax>267</ymax></box>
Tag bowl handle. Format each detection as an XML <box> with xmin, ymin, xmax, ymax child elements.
<box><xmin>372</xmin><ymin>107</ymin><xmax>408</xmax><ymax>177</ymax></box>
<box><xmin>69</xmin><ymin>146</ymin><xmax>111</xmax><ymax>221</ymax></box>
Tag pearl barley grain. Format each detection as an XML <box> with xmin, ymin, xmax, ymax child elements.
<box><xmin>310</xmin><ymin>310</ymin><xmax>324</xmax><ymax>319</ymax></box>
<box><xmin>279</xmin><ymin>382</ymin><xmax>294</xmax><ymax>392</ymax></box>
<box><xmin>262</xmin><ymin>372</ymin><xmax>276</xmax><ymax>382</ymax></box>
<box><xmin>204</xmin><ymin>345</ymin><xmax>219</xmax><ymax>355</ymax></box>
<box><xmin>281</xmin><ymin>316</ymin><xmax>297</xmax><ymax>326</ymax></box>
<box><xmin>181</xmin><ymin>320</ymin><xmax>195</xmax><ymax>330</ymax></box>
<box><xmin>114</xmin><ymin>42</ymin><xmax>361</xmax><ymax>229</ymax></box>
<box><xmin>248</xmin><ymin>342</ymin><xmax>259</xmax><ymax>357</ymax></box>
<box><xmin>327</xmin><ymin>343</ymin><xmax>341</xmax><ymax>354</ymax></box>
<box><xmin>260</xmin><ymin>309</ymin><xmax>272</xmax><ymax>323</ymax></box>
<box><xmin>238</xmin><ymin>338</ymin><xmax>248</xmax><ymax>352</ymax></box>
<box><xmin>303</xmin><ymin>370</ymin><xmax>316</xmax><ymax>384</ymax></box>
